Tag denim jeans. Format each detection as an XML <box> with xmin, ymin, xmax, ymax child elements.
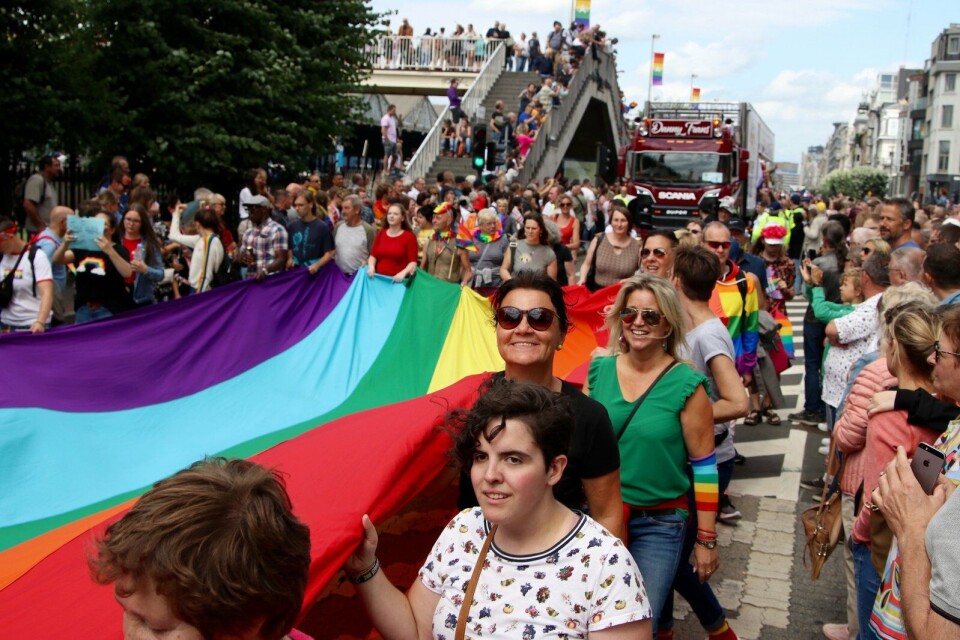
<box><xmin>659</xmin><ymin>459</ymin><xmax>734</xmax><ymax>632</ymax></box>
<box><xmin>628</xmin><ymin>511</ymin><xmax>688</xmax><ymax>633</ymax></box>
<box><xmin>75</xmin><ymin>305</ymin><xmax>113</xmax><ymax>324</ymax></box>
<box><xmin>793</xmin><ymin>258</ymin><xmax>803</xmax><ymax>293</ymax></box>
<box><xmin>803</xmin><ymin>319</ymin><xmax>826</xmax><ymax>415</ymax></box>
<box><xmin>853</xmin><ymin>540</ymin><xmax>882</xmax><ymax>640</ymax></box>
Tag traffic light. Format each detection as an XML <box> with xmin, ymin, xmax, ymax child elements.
<box><xmin>596</xmin><ymin>145</ymin><xmax>616</xmax><ymax>180</ymax></box>
<box><xmin>472</xmin><ymin>125</ymin><xmax>486</xmax><ymax>171</ymax></box>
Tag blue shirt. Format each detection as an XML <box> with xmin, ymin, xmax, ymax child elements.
<box><xmin>34</xmin><ymin>229</ymin><xmax>66</xmax><ymax>290</ymax></box>
<box><xmin>940</xmin><ymin>290</ymin><xmax>960</xmax><ymax>307</ymax></box>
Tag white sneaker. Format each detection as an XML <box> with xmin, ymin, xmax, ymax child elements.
<box><xmin>818</xmin><ymin>422</ymin><xmax>830</xmax><ymax>433</ymax></box>
<box><xmin>822</xmin><ymin>623</ymin><xmax>849</xmax><ymax>640</ymax></box>
<box><xmin>821</xmin><ymin>437</ymin><xmax>830</xmax><ymax>446</ymax></box>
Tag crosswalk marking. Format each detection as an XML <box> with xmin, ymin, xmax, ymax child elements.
<box><xmin>727</xmin><ymin>298</ymin><xmax>811</xmax><ymax>503</ymax></box>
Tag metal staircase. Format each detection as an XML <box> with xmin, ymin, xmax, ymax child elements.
<box><xmin>517</xmin><ymin>48</ymin><xmax>626</xmax><ymax>184</ymax></box>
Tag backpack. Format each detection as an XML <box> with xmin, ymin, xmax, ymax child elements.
<box><xmin>0</xmin><ymin>244</ymin><xmax>38</xmax><ymax>308</ymax></box>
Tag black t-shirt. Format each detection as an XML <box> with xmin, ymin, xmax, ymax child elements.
<box><xmin>73</xmin><ymin>245</ymin><xmax>132</xmax><ymax>313</ymax></box>
<box><xmin>288</xmin><ymin>218</ymin><xmax>334</xmax><ymax>267</ymax></box>
<box><xmin>457</xmin><ymin>375</ymin><xmax>621</xmax><ymax>511</ymax></box>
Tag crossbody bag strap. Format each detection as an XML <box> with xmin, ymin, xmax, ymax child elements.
<box><xmin>2</xmin><ymin>246</ymin><xmax>28</xmax><ymax>287</ymax></box>
<box><xmin>455</xmin><ymin>523</ymin><xmax>498</xmax><ymax>640</ymax></box>
<box><xmin>614</xmin><ymin>360</ymin><xmax>678</xmax><ymax>441</ymax></box>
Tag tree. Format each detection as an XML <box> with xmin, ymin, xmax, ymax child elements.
<box><xmin>820</xmin><ymin>166</ymin><xmax>888</xmax><ymax>200</ymax></box>
<box><xmin>0</xmin><ymin>1</ymin><xmax>107</xmax><ymax>213</ymax></box>
<box><xmin>87</xmin><ymin>0</ymin><xmax>383</xmax><ymax>197</ymax></box>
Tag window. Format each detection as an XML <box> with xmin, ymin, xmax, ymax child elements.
<box><xmin>944</xmin><ymin>105</ymin><xmax>955</xmax><ymax>128</ymax></box>
<box><xmin>950</xmin><ymin>36</ymin><xmax>960</xmax><ymax>55</ymax></box>
<box><xmin>947</xmin><ymin>74</ymin><xmax>957</xmax><ymax>92</ymax></box>
<box><xmin>912</xmin><ymin>119</ymin><xmax>923</xmax><ymax>140</ymax></box>
<box><xmin>939</xmin><ymin>141</ymin><xmax>950</xmax><ymax>172</ymax></box>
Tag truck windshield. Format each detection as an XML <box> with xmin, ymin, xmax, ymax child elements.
<box><xmin>634</xmin><ymin>152</ymin><xmax>730</xmax><ymax>185</ymax></box>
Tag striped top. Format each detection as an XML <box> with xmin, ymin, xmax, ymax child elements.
<box><xmin>708</xmin><ymin>260</ymin><xmax>760</xmax><ymax>376</ymax></box>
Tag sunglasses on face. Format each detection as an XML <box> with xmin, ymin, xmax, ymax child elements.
<box><xmin>640</xmin><ymin>247</ymin><xmax>668</xmax><ymax>259</ymax></box>
<box><xmin>559</xmin><ymin>202</ymin><xmax>573</xmax><ymax>207</ymax></box>
<box><xmin>705</xmin><ymin>240</ymin><xmax>732</xmax><ymax>250</ymax></box>
<box><xmin>495</xmin><ymin>306</ymin><xmax>557</xmax><ymax>331</ymax></box>
<box><xmin>619</xmin><ymin>307</ymin><xmax>663</xmax><ymax>326</ymax></box>
<box><xmin>934</xmin><ymin>341</ymin><xmax>960</xmax><ymax>363</ymax></box>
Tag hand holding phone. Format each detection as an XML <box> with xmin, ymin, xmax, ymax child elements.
<box><xmin>911</xmin><ymin>442</ymin><xmax>946</xmax><ymax>495</ymax></box>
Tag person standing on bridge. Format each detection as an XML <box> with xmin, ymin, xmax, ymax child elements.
<box><xmin>380</xmin><ymin>104</ymin><xmax>399</xmax><ymax>175</ymax></box>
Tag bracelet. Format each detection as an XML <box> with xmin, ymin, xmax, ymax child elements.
<box><xmin>347</xmin><ymin>558</ymin><xmax>380</xmax><ymax>585</ymax></box>
<box><xmin>697</xmin><ymin>527</ymin><xmax>717</xmax><ymax>538</ymax></box>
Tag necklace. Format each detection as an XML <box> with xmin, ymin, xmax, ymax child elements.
<box><xmin>433</xmin><ymin>229</ymin><xmax>453</xmax><ymax>255</ymax></box>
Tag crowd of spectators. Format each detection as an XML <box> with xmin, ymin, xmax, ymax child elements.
<box><xmin>373</xmin><ymin>18</ymin><xmax>616</xmax><ymax>74</ymax></box>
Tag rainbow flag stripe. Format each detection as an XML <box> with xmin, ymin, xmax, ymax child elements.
<box><xmin>0</xmin><ymin>268</ymin><xmax>620</xmax><ymax>636</ymax></box>
<box><xmin>692</xmin><ymin>87</ymin><xmax>701</xmax><ymax>102</ymax></box>
<box><xmin>652</xmin><ymin>52</ymin><xmax>664</xmax><ymax>86</ymax></box>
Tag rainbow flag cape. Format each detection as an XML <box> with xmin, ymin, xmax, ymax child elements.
<box><xmin>0</xmin><ymin>266</ymin><xmax>619</xmax><ymax>636</ymax></box>
<box><xmin>691</xmin><ymin>87</ymin><xmax>701</xmax><ymax>102</ymax></box>
<box><xmin>652</xmin><ymin>52</ymin><xmax>664</xmax><ymax>86</ymax></box>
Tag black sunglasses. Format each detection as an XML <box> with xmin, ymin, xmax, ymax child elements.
<box><xmin>619</xmin><ymin>307</ymin><xmax>663</xmax><ymax>326</ymax></box>
<box><xmin>496</xmin><ymin>306</ymin><xmax>557</xmax><ymax>331</ymax></box>
<box><xmin>640</xmin><ymin>247</ymin><xmax>668</xmax><ymax>259</ymax></box>
<box><xmin>934</xmin><ymin>341</ymin><xmax>960</xmax><ymax>363</ymax></box>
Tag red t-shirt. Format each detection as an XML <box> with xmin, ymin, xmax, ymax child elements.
<box><xmin>371</xmin><ymin>229</ymin><xmax>418</xmax><ymax>276</ymax></box>
<box><xmin>121</xmin><ymin>236</ymin><xmax>142</xmax><ymax>284</ymax></box>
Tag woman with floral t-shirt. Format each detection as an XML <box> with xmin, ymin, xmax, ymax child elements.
<box><xmin>344</xmin><ymin>380</ymin><xmax>653</xmax><ymax>640</ymax></box>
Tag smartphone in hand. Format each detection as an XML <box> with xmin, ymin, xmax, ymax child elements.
<box><xmin>911</xmin><ymin>442</ymin><xmax>946</xmax><ymax>495</ymax></box>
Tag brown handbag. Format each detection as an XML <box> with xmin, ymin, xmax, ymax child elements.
<box><xmin>455</xmin><ymin>524</ymin><xmax>498</xmax><ymax>640</ymax></box>
<box><xmin>801</xmin><ymin>441</ymin><xmax>843</xmax><ymax>580</ymax></box>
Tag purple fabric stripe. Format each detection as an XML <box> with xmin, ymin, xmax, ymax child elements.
<box><xmin>0</xmin><ymin>265</ymin><xmax>351</xmax><ymax>412</ymax></box>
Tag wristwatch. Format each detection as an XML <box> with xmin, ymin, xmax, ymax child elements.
<box><xmin>695</xmin><ymin>538</ymin><xmax>718</xmax><ymax>549</ymax></box>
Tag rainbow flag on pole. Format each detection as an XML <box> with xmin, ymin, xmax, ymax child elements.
<box><xmin>652</xmin><ymin>52</ymin><xmax>664</xmax><ymax>86</ymax></box>
<box><xmin>0</xmin><ymin>267</ymin><xmax>621</xmax><ymax>636</ymax></box>
<box><xmin>691</xmin><ymin>87</ymin><xmax>701</xmax><ymax>102</ymax></box>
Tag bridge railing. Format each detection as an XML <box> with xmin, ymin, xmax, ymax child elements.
<box><xmin>403</xmin><ymin>41</ymin><xmax>506</xmax><ymax>180</ymax></box>
<box><xmin>366</xmin><ymin>35</ymin><xmax>505</xmax><ymax>73</ymax></box>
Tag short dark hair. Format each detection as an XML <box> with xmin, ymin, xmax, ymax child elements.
<box><xmin>89</xmin><ymin>458</ymin><xmax>311</xmax><ymax>640</ymax></box>
<box><xmin>863</xmin><ymin>251</ymin><xmax>891</xmax><ymax>288</ymax></box>
<box><xmin>518</xmin><ymin>211</ymin><xmax>548</xmax><ymax>243</ymax></box>
<box><xmin>493</xmin><ymin>270</ymin><xmax>571</xmax><ymax>336</ymax></box>
<box><xmin>111</xmin><ymin>168</ymin><xmax>128</xmax><ymax>184</ymax></box>
<box><xmin>647</xmin><ymin>229</ymin><xmax>679</xmax><ymax>247</ymax></box>
<box><xmin>924</xmin><ymin>243</ymin><xmax>960</xmax><ymax>290</ymax></box>
<box><xmin>448</xmin><ymin>378</ymin><xmax>574</xmax><ymax>471</ymax></box>
<box><xmin>882</xmin><ymin>197</ymin><xmax>915</xmax><ymax>225</ymax></box>
<box><xmin>937</xmin><ymin>222</ymin><xmax>960</xmax><ymax>245</ymax></box>
<box><xmin>827</xmin><ymin>213</ymin><xmax>851</xmax><ymax>237</ymax></box>
<box><xmin>673</xmin><ymin>246</ymin><xmax>722</xmax><ymax>301</ymax></box>
<box><xmin>39</xmin><ymin>154</ymin><xmax>58</xmax><ymax>170</ymax></box>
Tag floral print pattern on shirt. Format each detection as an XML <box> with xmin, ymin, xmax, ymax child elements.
<box><xmin>419</xmin><ymin>509</ymin><xmax>651</xmax><ymax>639</ymax></box>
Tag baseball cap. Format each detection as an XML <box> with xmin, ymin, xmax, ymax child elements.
<box><xmin>790</xmin><ymin>194</ymin><xmax>802</xmax><ymax>205</ymax></box>
<box><xmin>725</xmin><ymin>218</ymin><xmax>746</xmax><ymax>233</ymax></box>
<box><xmin>244</xmin><ymin>195</ymin><xmax>271</xmax><ymax>208</ymax></box>
<box><xmin>769</xmin><ymin>201</ymin><xmax>782</xmax><ymax>211</ymax></box>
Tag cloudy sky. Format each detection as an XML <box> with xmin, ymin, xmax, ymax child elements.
<box><xmin>370</xmin><ymin>0</ymin><xmax>954</xmax><ymax>163</ymax></box>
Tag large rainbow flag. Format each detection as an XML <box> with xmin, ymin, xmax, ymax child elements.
<box><xmin>0</xmin><ymin>266</ymin><xmax>617</xmax><ymax>636</ymax></box>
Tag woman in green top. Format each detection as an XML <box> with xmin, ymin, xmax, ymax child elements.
<box><xmin>584</xmin><ymin>274</ymin><xmax>719</xmax><ymax>634</ymax></box>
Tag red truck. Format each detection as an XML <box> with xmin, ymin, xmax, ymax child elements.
<box><xmin>620</xmin><ymin>102</ymin><xmax>774</xmax><ymax>230</ymax></box>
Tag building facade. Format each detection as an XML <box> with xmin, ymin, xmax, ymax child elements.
<box><xmin>923</xmin><ymin>24</ymin><xmax>960</xmax><ymax>203</ymax></box>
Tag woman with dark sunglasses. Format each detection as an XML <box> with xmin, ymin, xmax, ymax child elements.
<box><xmin>457</xmin><ymin>271</ymin><xmax>626</xmax><ymax>541</ymax></box>
<box><xmin>640</xmin><ymin>230</ymin><xmax>677</xmax><ymax>278</ymax></box>
<box><xmin>584</xmin><ymin>274</ymin><xmax>720</xmax><ymax>635</ymax></box>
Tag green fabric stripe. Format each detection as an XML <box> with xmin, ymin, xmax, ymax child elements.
<box><xmin>0</xmin><ymin>271</ymin><xmax>460</xmax><ymax>552</ymax></box>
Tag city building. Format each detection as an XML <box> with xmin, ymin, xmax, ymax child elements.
<box><xmin>923</xmin><ymin>23</ymin><xmax>960</xmax><ymax>203</ymax></box>
<box><xmin>777</xmin><ymin>161</ymin><xmax>800</xmax><ymax>190</ymax></box>
<box><xmin>800</xmin><ymin>145</ymin><xmax>825</xmax><ymax>190</ymax></box>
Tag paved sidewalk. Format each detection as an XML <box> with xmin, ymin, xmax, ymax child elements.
<box><xmin>671</xmin><ymin>493</ymin><xmax>847</xmax><ymax>639</ymax></box>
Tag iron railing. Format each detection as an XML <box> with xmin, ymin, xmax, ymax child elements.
<box><xmin>403</xmin><ymin>41</ymin><xmax>506</xmax><ymax>180</ymax></box>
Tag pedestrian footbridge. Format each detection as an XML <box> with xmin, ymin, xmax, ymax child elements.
<box><xmin>359</xmin><ymin>36</ymin><xmax>627</xmax><ymax>183</ymax></box>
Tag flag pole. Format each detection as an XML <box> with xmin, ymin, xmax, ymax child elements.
<box><xmin>646</xmin><ymin>34</ymin><xmax>659</xmax><ymax>117</ymax></box>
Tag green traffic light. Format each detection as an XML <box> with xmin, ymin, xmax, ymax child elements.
<box><xmin>472</xmin><ymin>156</ymin><xmax>484</xmax><ymax>169</ymax></box>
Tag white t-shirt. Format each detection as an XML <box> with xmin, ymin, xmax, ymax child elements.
<box><xmin>381</xmin><ymin>114</ymin><xmax>398</xmax><ymax>143</ymax></box>
<box><xmin>334</xmin><ymin>223</ymin><xmax>369</xmax><ymax>275</ymax></box>
<box><xmin>419</xmin><ymin>509</ymin><xmax>651</xmax><ymax>639</ymax></box>
<box><xmin>238</xmin><ymin>187</ymin><xmax>253</xmax><ymax>220</ymax></box>
<box><xmin>680</xmin><ymin>318</ymin><xmax>738</xmax><ymax>463</ymax></box>
<box><xmin>1</xmin><ymin>248</ymin><xmax>53</xmax><ymax>327</ymax></box>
